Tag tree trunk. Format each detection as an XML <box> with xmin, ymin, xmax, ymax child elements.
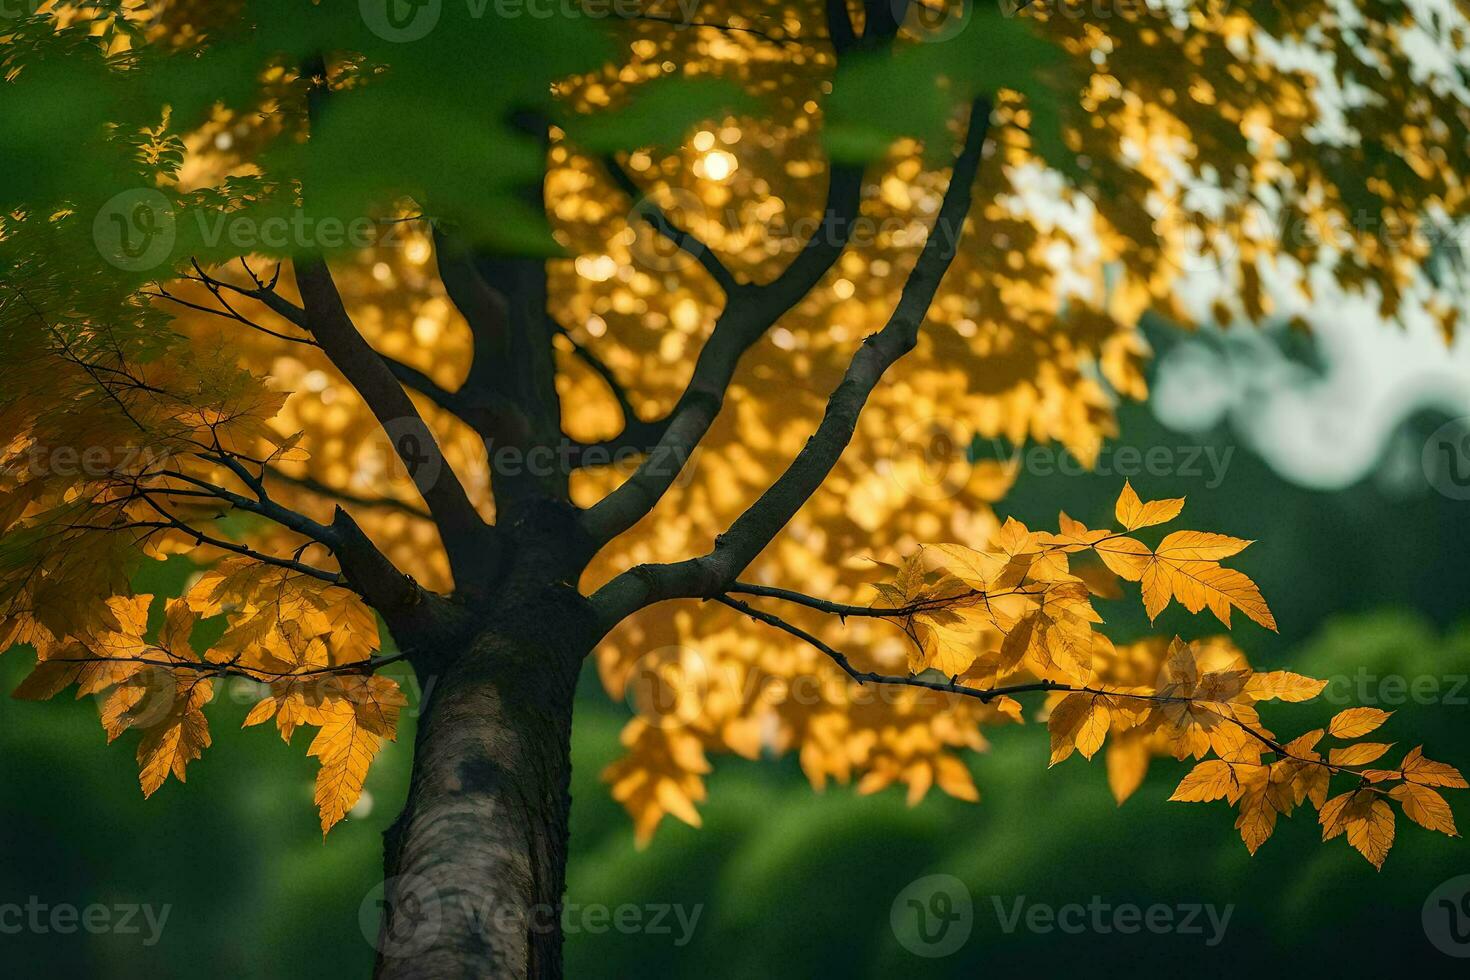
<box><xmin>373</xmin><ymin>614</ymin><xmax>589</xmax><ymax>980</ymax></box>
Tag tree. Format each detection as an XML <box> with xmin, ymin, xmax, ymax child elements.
<box><xmin>1</xmin><ymin>1</ymin><xmax>1467</xmax><ymax>976</ymax></box>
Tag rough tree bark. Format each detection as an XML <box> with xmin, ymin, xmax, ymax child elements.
<box><xmin>374</xmin><ymin>585</ymin><xmax>600</xmax><ymax>980</ymax></box>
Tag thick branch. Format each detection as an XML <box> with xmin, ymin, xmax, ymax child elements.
<box><xmin>570</xmin><ymin>3</ymin><xmax>893</xmax><ymax>525</ymax></box>
<box><xmin>381</xmin><ymin>356</ymin><xmax>466</xmax><ymax>417</ymax></box>
<box><xmin>590</xmin><ymin>98</ymin><xmax>992</xmax><ymax>625</ymax></box>
<box><xmin>292</xmin><ymin>258</ymin><xmax>498</xmax><ymax>584</ymax></box>
<box><xmin>578</xmin><ymin>7</ymin><xmax>899</xmax><ymax>544</ymax></box>
<box><xmin>182</xmin><ymin>264</ymin><xmax>472</xmax><ymax>419</ymax></box>
<box><xmin>579</xmin><ymin>161</ymin><xmax>867</xmax><ymax>543</ymax></box>
<box><xmin>133</xmin><ymin>464</ymin><xmax>431</xmax><ymax>614</ymax></box>
<box><xmin>432</xmin><ymin>224</ymin><xmax>512</xmax><ymax>395</ymax></box>
<box><xmin>825</xmin><ymin>0</ymin><xmax>858</xmax><ymax>55</ymax></box>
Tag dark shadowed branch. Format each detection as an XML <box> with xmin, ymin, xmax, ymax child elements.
<box><xmin>291</xmin><ymin>257</ymin><xmax>499</xmax><ymax>585</ymax></box>
<box><xmin>578</xmin><ymin>7</ymin><xmax>900</xmax><ymax>544</ymax></box>
<box><xmin>589</xmin><ymin>96</ymin><xmax>993</xmax><ymax>626</ymax></box>
<box><xmin>603</xmin><ymin>154</ymin><xmax>741</xmax><ymax>296</ymax></box>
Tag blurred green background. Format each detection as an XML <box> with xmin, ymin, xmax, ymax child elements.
<box><xmin>4</xmin><ymin>327</ymin><xmax>1470</xmax><ymax>976</ymax></box>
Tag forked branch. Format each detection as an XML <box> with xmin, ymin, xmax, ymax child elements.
<box><xmin>590</xmin><ymin>97</ymin><xmax>993</xmax><ymax>626</ymax></box>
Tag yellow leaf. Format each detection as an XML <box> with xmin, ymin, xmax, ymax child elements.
<box><xmin>1320</xmin><ymin>791</ymin><xmax>1354</xmax><ymax>840</ymax></box>
<box><xmin>1154</xmin><ymin>531</ymin><xmax>1252</xmax><ymax>561</ymax></box>
<box><xmin>12</xmin><ymin>656</ymin><xmax>84</xmax><ymax>701</ymax></box>
<box><xmin>243</xmin><ymin>697</ymin><xmax>278</xmax><ymax>728</ymax></box>
<box><xmin>136</xmin><ymin>677</ymin><xmax>213</xmax><ymax>798</ymax></box>
<box><xmin>1094</xmin><ymin>536</ymin><xmax>1150</xmax><ymax>581</ymax></box>
<box><xmin>930</xmin><ymin>543</ymin><xmax>995</xmax><ymax>591</ymax></box>
<box><xmin>1048</xmin><ymin>692</ymin><xmax>1109</xmax><ymax>764</ymax></box>
<box><xmin>1235</xmin><ymin>792</ymin><xmax>1277</xmax><ymax>854</ymax></box>
<box><xmin>309</xmin><ymin>699</ymin><xmax>385</xmax><ymax>836</ymax></box>
<box><xmin>1114</xmin><ymin>480</ymin><xmax>1185</xmax><ymax>531</ymax></box>
<box><xmin>1137</xmin><ymin>559</ymin><xmax>1173</xmax><ymax>622</ymax></box>
<box><xmin>1344</xmin><ymin>793</ymin><xmax>1396</xmax><ymax>869</ymax></box>
<box><xmin>1170</xmin><ymin>759</ymin><xmax>1238</xmax><ymax>802</ymax></box>
<box><xmin>1143</xmin><ymin>556</ymin><xmax>1276</xmax><ymax>630</ymax></box>
<box><xmin>1105</xmin><ymin>736</ymin><xmax>1150</xmax><ymax>805</ymax></box>
<box><xmin>1390</xmin><ymin>783</ymin><xmax>1458</xmax><ymax>837</ymax></box>
<box><xmin>935</xmin><ymin>754</ymin><xmax>980</xmax><ymax>802</ymax></box>
<box><xmin>1401</xmin><ymin>746</ymin><xmax>1468</xmax><ymax>788</ymax></box>
<box><xmin>912</xmin><ymin>616</ymin><xmax>979</xmax><ymax>676</ymax></box>
<box><xmin>1245</xmin><ymin>671</ymin><xmax>1327</xmax><ymax>702</ymax></box>
<box><xmin>1327</xmin><ymin>707</ymin><xmax>1391</xmax><ymax>739</ymax></box>
<box><xmin>1329</xmin><ymin>742</ymin><xmax>1394</xmax><ymax>766</ymax></box>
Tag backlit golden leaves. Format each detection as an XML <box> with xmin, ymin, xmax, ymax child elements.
<box><xmin>7</xmin><ymin>594</ymin><xmax>217</xmax><ymax>797</ymax></box>
<box><xmin>185</xmin><ymin>558</ymin><xmax>380</xmax><ymax>669</ymax></box>
<box><xmin>226</xmin><ymin>9</ymin><xmax>1178</xmax><ymax>846</ymax></box>
<box><xmin>1244</xmin><ymin>671</ymin><xmax>1327</xmax><ymax>703</ymax></box>
<box><xmin>589</xmin><ymin>480</ymin><xmax>1330</xmax><ymax>845</ymax></box>
<box><xmin>1398</xmin><ymin>746</ymin><xmax>1470</xmax><ymax>790</ymax></box>
<box><xmin>1048</xmin><ymin>692</ymin><xmax>1111</xmax><ymax>764</ymax></box>
<box><xmin>1115</xmin><ymin>481</ymin><xmax>1183</xmax><ymax>530</ymax></box>
<box><xmin>10</xmin><ymin>0</ymin><xmax>1468</xmax><ymax>852</ymax></box>
<box><xmin>306</xmin><ymin>676</ymin><xmax>407</xmax><ymax>835</ymax></box>
<box><xmin>1321</xmin><ymin>791</ymin><xmax>1397</xmax><ymax>870</ymax></box>
<box><xmin>136</xmin><ymin>672</ymin><xmax>213</xmax><ymax>798</ymax></box>
<box><xmin>879</xmin><ymin>490</ymin><xmax>1466</xmax><ymax>870</ymax></box>
<box><xmin>1170</xmin><ymin>760</ymin><xmax>1241</xmax><ymax>803</ymax></box>
<box><xmin>603</xmin><ymin>719</ymin><xmax>712</xmax><ymax>845</ymax></box>
<box><xmin>1166</xmin><ymin>720</ymin><xmax>1466</xmax><ymax>868</ymax></box>
<box><xmin>181</xmin><ymin>561</ymin><xmax>404</xmax><ymax>833</ymax></box>
<box><xmin>1326</xmin><ymin>706</ymin><xmax>1391</xmax><ymax>739</ymax></box>
<box><xmin>4</xmin><ymin>545</ymin><xmax>402</xmax><ymax>831</ymax></box>
<box><xmin>1087</xmin><ymin>483</ymin><xmax>1277</xmax><ymax>631</ymax></box>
